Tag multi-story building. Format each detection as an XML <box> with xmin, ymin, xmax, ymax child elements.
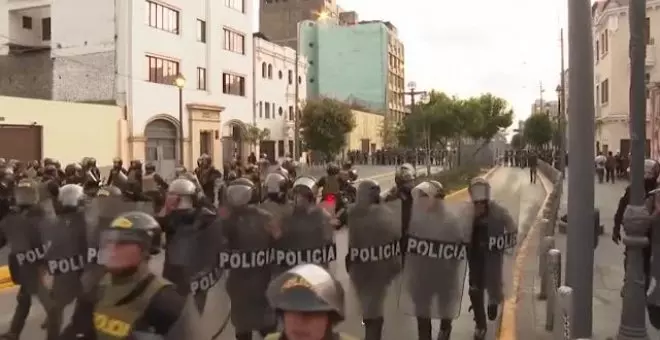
<box><xmin>0</xmin><ymin>0</ymin><xmax>254</xmax><ymax>176</ymax></box>
<box><xmin>592</xmin><ymin>0</ymin><xmax>655</xmax><ymax>156</ymax></box>
<box><xmin>253</xmin><ymin>33</ymin><xmax>307</xmax><ymax>161</ymax></box>
<box><xmin>258</xmin><ymin>0</ymin><xmax>339</xmax><ymax>49</ymax></box>
<box><xmin>530</xmin><ymin>99</ymin><xmax>559</xmax><ymax>117</ymax></box>
<box><xmin>299</xmin><ymin>19</ymin><xmax>406</xmax><ymax>125</ymax></box>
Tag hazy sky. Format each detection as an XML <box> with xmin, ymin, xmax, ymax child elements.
<box><xmin>253</xmin><ymin>0</ymin><xmax>569</xmax><ymax>126</ymax></box>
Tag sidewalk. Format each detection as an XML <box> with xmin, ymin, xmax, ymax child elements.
<box><xmin>516</xmin><ymin>177</ymin><xmax>660</xmax><ymax>339</ymax></box>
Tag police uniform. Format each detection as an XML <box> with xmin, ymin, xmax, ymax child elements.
<box><xmin>265</xmin><ymin>264</ymin><xmax>358</xmax><ymax>340</ymax></box>
<box><xmin>62</xmin><ymin>212</ymin><xmax>190</xmax><ymax>340</ymax></box>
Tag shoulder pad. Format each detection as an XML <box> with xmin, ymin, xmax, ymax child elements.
<box><xmin>263</xmin><ymin>333</ymin><xmax>281</xmax><ymax>340</ymax></box>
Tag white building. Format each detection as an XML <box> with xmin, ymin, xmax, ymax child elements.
<box><xmin>252</xmin><ymin>34</ymin><xmax>307</xmax><ymax>161</ymax></box>
<box><xmin>0</xmin><ymin>0</ymin><xmax>254</xmax><ymax>176</ymax></box>
<box><xmin>592</xmin><ymin>0</ymin><xmax>657</xmax><ymax>156</ymax></box>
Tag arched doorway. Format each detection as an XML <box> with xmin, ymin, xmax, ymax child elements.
<box><xmin>145</xmin><ymin>119</ymin><xmax>177</xmax><ymax>179</ymax></box>
<box><xmin>222</xmin><ymin>120</ymin><xmax>246</xmax><ymax>165</ymax></box>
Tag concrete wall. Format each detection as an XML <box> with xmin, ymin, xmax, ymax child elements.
<box><xmin>0</xmin><ymin>50</ymin><xmax>53</xmax><ymax>99</ymax></box>
<box><xmin>0</xmin><ymin>96</ymin><xmax>128</xmax><ymax>167</ymax></box>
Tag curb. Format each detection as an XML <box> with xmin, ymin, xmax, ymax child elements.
<box><xmin>498</xmin><ymin>168</ymin><xmax>555</xmax><ymax>340</ymax></box>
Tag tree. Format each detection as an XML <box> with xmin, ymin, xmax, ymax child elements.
<box><xmin>463</xmin><ymin>93</ymin><xmax>514</xmax><ymax>154</ymax></box>
<box><xmin>379</xmin><ymin>119</ymin><xmax>398</xmax><ymax>147</ymax></box>
<box><xmin>397</xmin><ymin>91</ymin><xmax>462</xmax><ymax>148</ymax></box>
<box><xmin>510</xmin><ymin>133</ymin><xmax>526</xmax><ymax>150</ymax></box>
<box><xmin>300</xmin><ymin>98</ymin><xmax>356</xmax><ymax>160</ymax></box>
<box><xmin>523</xmin><ymin>113</ymin><xmax>553</xmax><ymax>148</ymax></box>
<box><xmin>244</xmin><ymin>124</ymin><xmax>271</xmax><ymax>152</ymax></box>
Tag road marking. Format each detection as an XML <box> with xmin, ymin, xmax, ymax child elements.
<box><xmin>498</xmin><ymin>169</ymin><xmax>554</xmax><ymax>340</ymax></box>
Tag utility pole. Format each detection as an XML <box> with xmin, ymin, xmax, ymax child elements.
<box><xmin>566</xmin><ymin>0</ymin><xmax>596</xmax><ymax>337</ymax></box>
<box><xmin>404</xmin><ymin>82</ymin><xmax>427</xmax><ymax>168</ymax></box>
<box><xmin>558</xmin><ymin>28</ymin><xmax>566</xmax><ymax>177</ymax></box>
<box><xmin>539</xmin><ymin>81</ymin><xmax>546</xmax><ymax>114</ymax></box>
<box><xmin>617</xmin><ymin>0</ymin><xmax>650</xmax><ymax>337</ymax></box>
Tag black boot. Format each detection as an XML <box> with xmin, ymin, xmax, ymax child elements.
<box><xmin>416</xmin><ymin>317</ymin><xmax>432</xmax><ymax>340</ymax></box>
<box><xmin>363</xmin><ymin>317</ymin><xmax>384</xmax><ymax>340</ymax></box>
<box><xmin>487</xmin><ymin>304</ymin><xmax>498</xmax><ymax>321</ymax></box>
<box><xmin>7</xmin><ymin>286</ymin><xmax>31</xmax><ymax>337</ymax></box>
<box><xmin>473</xmin><ymin>327</ymin><xmax>486</xmax><ymax>340</ymax></box>
<box><xmin>437</xmin><ymin>319</ymin><xmax>452</xmax><ymax>340</ymax></box>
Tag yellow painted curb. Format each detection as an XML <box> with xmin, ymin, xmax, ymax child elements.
<box><xmin>498</xmin><ymin>169</ymin><xmax>554</xmax><ymax>340</ymax></box>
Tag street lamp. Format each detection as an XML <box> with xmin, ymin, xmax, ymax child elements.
<box><xmin>405</xmin><ymin>81</ymin><xmax>427</xmax><ymax>167</ymax></box>
<box><xmin>174</xmin><ymin>74</ymin><xmax>185</xmax><ymax>165</ymax></box>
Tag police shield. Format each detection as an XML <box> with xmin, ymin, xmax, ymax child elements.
<box><xmin>38</xmin><ymin>209</ymin><xmax>90</xmax><ymax>309</ymax></box>
<box><xmin>345</xmin><ymin>186</ymin><xmax>402</xmax><ymax>319</ymax></box>
<box><xmin>397</xmin><ymin>181</ymin><xmax>472</xmax><ymax>319</ymax></box>
<box><xmin>275</xmin><ymin>202</ymin><xmax>337</xmax><ymax>276</ymax></box>
<box><xmin>218</xmin><ymin>206</ymin><xmax>278</xmax><ymax>335</ymax></box>
<box><xmin>481</xmin><ymin>200</ymin><xmax>518</xmax><ymax>304</ymax></box>
<box><xmin>0</xmin><ymin>207</ymin><xmax>52</xmax><ymax>293</ymax></box>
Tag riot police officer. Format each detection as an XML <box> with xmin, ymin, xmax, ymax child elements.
<box><xmin>220</xmin><ymin>178</ymin><xmax>278</xmax><ymax>340</ymax></box>
<box><xmin>105</xmin><ymin>157</ymin><xmax>128</xmax><ymax>187</ymax></box>
<box><xmin>265</xmin><ymin>264</ymin><xmax>358</xmax><ymax>340</ymax></box>
<box><xmin>0</xmin><ymin>179</ymin><xmax>51</xmax><ymax>340</ymax></box>
<box><xmin>158</xmin><ymin>178</ymin><xmax>217</xmax><ymax>295</ymax></box>
<box><xmin>63</xmin><ymin>163</ymin><xmax>83</xmax><ymax>185</ymax></box>
<box><xmin>317</xmin><ymin>163</ymin><xmax>342</xmax><ymax>202</ymax></box>
<box><xmin>382</xmin><ymin>163</ymin><xmax>416</xmax><ymax>236</ymax></box>
<box><xmin>61</xmin><ymin>211</ymin><xmax>198</xmax><ymax>339</ymax></box>
<box><xmin>467</xmin><ymin>177</ymin><xmax>517</xmax><ymax>340</ymax></box>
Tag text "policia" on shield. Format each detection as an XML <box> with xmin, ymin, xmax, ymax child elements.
<box><xmin>405</xmin><ymin>236</ymin><xmax>467</xmax><ymax>260</ymax></box>
<box><xmin>487</xmin><ymin>231</ymin><xmax>517</xmax><ymax>251</ymax></box>
<box><xmin>347</xmin><ymin>240</ymin><xmax>401</xmax><ymax>264</ymax></box>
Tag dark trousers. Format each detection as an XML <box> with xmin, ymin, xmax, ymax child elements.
<box><xmin>6</xmin><ymin>285</ymin><xmax>32</xmax><ymax>336</ymax></box>
<box><xmin>606</xmin><ymin>168</ymin><xmax>615</xmax><ymax>183</ymax></box>
<box><xmin>416</xmin><ymin>317</ymin><xmax>452</xmax><ymax>340</ymax></box>
<box><xmin>468</xmin><ymin>263</ymin><xmax>488</xmax><ymax>329</ymax></box>
<box><xmin>529</xmin><ymin>166</ymin><xmax>537</xmax><ymax>184</ymax></box>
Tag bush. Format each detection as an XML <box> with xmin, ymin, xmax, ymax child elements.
<box><xmin>415</xmin><ymin>165</ymin><xmax>482</xmax><ymax>195</ymax></box>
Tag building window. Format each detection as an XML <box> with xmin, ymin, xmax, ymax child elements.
<box><xmin>225</xmin><ymin>0</ymin><xmax>245</xmax><ymax>13</ymax></box>
<box><xmin>595</xmin><ymin>40</ymin><xmax>599</xmax><ymax>61</ymax></box>
<box><xmin>147</xmin><ymin>55</ymin><xmax>179</xmax><ymax>85</ymax></box>
<box><xmin>288</xmin><ymin>70</ymin><xmax>293</xmax><ymax>84</ymax></box>
<box><xmin>278</xmin><ymin>140</ymin><xmax>285</xmax><ymax>157</ymax></box>
<box><xmin>601</xmin><ymin>79</ymin><xmax>609</xmax><ymax>104</ymax></box>
<box><xmin>298</xmin><ymin>76</ymin><xmax>302</xmax><ymax>84</ymax></box>
<box><xmin>22</xmin><ymin>16</ymin><xmax>32</xmax><ymax>29</ymax></box>
<box><xmin>288</xmin><ymin>106</ymin><xmax>294</xmax><ymax>121</ymax></box>
<box><xmin>278</xmin><ymin>70</ymin><xmax>283</xmax><ymax>79</ymax></box>
<box><xmin>197</xmin><ymin>20</ymin><xmax>206</xmax><ymax>42</ymax></box>
<box><xmin>271</xmin><ymin>103</ymin><xmax>276</xmax><ymax>118</ymax></box>
<box><xmin>646</xmin><ymin>17</ymin><xmax>651</xmax><ymax>45</ymax></box>
<box><xmin>146</xmin><ymin>0</ymin><xmax>180</xmax><ymax>34</ymax></box>
<box><xmin>262</xmin><ymin>63</ymin><xmax>267</xmax><ymax>78</ymax></box>
<box><xmin>267</xmin><ymin>64</ymin><xmax>273</xmax><ymax>79</ymax></box>
<box><xmin>200</xmin><ymin>131</ymin><xmax>212</xmax><ymax>155</ymax></box>
<box><xmin>265</xmin><ymin>102</ymin><xmax>271</xmax><ymax>118</ymax></box>
<box><xmin>278</xmin><ymin>107</ymin><xmax>283</xmax><ymax>116</ymax></box>
<box><xmin>41</xmin><ymin>18</ymin><xmax>51</xmax><ymax>41</ymax></box>
<box><xmin>223</xmin><ymin>29</ymin><xmax>245</xmax><ymax>54</ymax></box>
<box><xmin>197</xmin><ymin>67</ymin><xmax>207</xmax><ymax>90</ymax></box>
<box><xmin>595</xmin><ymin>84</ymin><xmax>600</xmax><ymax>106</ymax></box>
<box><xmin>222</xmin><ymin>73</ymin><xmax>246</xmax><ymax>96</ymax></box>
<box><xmin>603</xmin><ymin>29</ymin><xmax>608</xmax><ymax>53</ymax></box>
<box><xmin>259</xmin><ymin>101</ymin><xmax>263</xmax><ymax>118</ymax></box>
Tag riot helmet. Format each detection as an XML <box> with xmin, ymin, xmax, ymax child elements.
<box><xmin>166</xmin><ymin>178</ymin><xmax>197</xmax><ymax>210</ymax></box>
<box><xmin>226</xmin><ymin>171</ymin><xmax>238</xmax><ymax>181</ymax></box>
<box><xmin>64</xmin><ymin>163</ymin><xmax>80</xmax><ymax>177</ymax></box>
<box><xmin>644</xmin><ymin>159</ymin><xmax>660</xmax><ymax>180</ymax></box>
<box><xmin>292</xmin><ymin>176</ymin><xmax>318</xmax><ymax>209</ymax></box>
<box><xmin>129</xmin><ymin>160</ymin><xmax>143</xmax><ymax>170</ymax></box>
<box><xmin>14</xmin><ymin>178</ymin><xmax>40</xmax><ymax>207</ymax></box>
<box><xmin>267</xmin><ymin>263</ymin><xmax>345</xmax><ymax>322</ymax></box>
<box><xmin>341</xmin><ymin>161</ymin><xmax>352</xmax><ymax>170</ymax></box>
<box><xmin>412</xmin><ymin>180</ymin><xmax>445</xmax><ymax>212</ymax></box>
<box><xmin>43</xmin><ymin>164</ymin><xmax>57</xmax><ymax>178</ymax></box>
<box><xmin>58</xmin><ymin>184</ymin><xmax>85</xmax><ymax>207</ymax></box>
<box><xmin>112</xmin><ymin>157</ymin><xmax>123</xmax><ymax>168</ymax></box>
<box><xmin>0</xmin><ymin>167</ymin><xmax>14</xmax><ymax>190</ymax></box>
<box><xmin>225</xmin><ymin>178</ymin><xmax>256</xmax><ymax>207</ymax></box>
<box><xmin>265</xmin><ymin>172</ymin><xmax>288</xmax><ymax>195</ymax></box>
<box><xmin>174</xmin><ymin>165</ymin><xmax>187</xmax><ymax>178</ymax></box>
<box><xmin>326</xmin><ymin>163</ymin><xmax>340</xmax><ymax>176</ymax></box>
<box><xmin>356</xmin><ymin>179</ymin><xmax>381</xmax><ymax>204</ymax></box>
<box><xmin>43</xmin><ymin>158</ymin><xmax>54</xmax><ymax>167</ymax></box>
<box><xmin>348</xmin><ymin>169</ymin><xmax>358</xmax><ymax>182</ymax></box>
<box><xmin>87</xmin><ymin>157</ymin><xmax>97</xmax><ymax>167</ymax></box>
<box><xmin>100</xmin><ymin>211</ymin><xmax>161</xmax><ymax>268</ymax></box>
<box><xmin>468</xmin><ymin>177</ymin><xmax>491</xmax><ymax>203</ymax></box>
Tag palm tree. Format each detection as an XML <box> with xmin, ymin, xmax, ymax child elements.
<box><xmin>244</xmin><ymin>123</ymin><xmax>271</xmax><ymax>152</ymax></box>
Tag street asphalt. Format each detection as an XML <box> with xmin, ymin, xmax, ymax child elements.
<box><xmin>0</xmin><ymin>165</ymin><xmax>547</xmax><ymax>339</ymax></box>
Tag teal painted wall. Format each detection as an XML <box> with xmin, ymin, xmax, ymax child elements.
<box><xmin>299</xmin><ymin>21</ymin><xmax>388</xmax><ymax>114</ymax></box>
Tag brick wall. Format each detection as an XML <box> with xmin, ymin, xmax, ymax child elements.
<box><xmin>0</xmin><ymin>50</ymin><xmax>53</xmax><ymax>99</ymax></box>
